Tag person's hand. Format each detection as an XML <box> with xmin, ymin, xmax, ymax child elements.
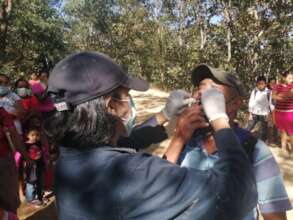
<box><xmin>201</xmin><ymin>88</ymin><xmax>228</xmax><ymax>122</ymax></box>
<box><xmin>162</xmin><ymin>90</ymin><xmax>196</xmax><ymax>120</ymax></box>
<box><xmin>174</xmin><ymin>105</ymin><xmax>209</xmax><ymax>143</ymax></box>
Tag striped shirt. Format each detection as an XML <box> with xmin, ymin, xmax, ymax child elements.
<box><xmin>273</xmin><ymin>83</ymin><xmax>293</xmax><ymax>111</ymax></box>
<box><xmin>179</xmin><ymin>127</ymin><xmax>292</xmax><ymax>220</ymax></box>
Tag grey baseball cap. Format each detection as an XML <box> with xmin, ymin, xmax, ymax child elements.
<box><xmin>48</xmin><ymin>52</ymin><xmax>149</xmax><ymax>106</ymax></box>
<box><xmin>191</xmin><ymin>64</ymin><xmax>246</xmax><ymax>97</ymax></box>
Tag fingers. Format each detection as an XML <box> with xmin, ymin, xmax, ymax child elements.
<box><xmin>177</xmin><ymin>89</ymin><xmax>191</xmax><ymax>98</ymax></box>
<box><xmin>178</xmin><ymin>106</ymin><xmax>209</xmax><ymax>126</ymax></box>
<box><xmin>182</xmin><ymin>98</ymin><xmax>196</xmax><ymax>106</ymax></box>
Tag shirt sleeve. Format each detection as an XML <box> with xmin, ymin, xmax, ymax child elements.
<box><xmin>0</xmin><ymin>108</ymin><xmax>15</xmax><ymax>128</ymax></box>
<box><xmin>122</xmin><ymin>128</ymin><xmax>257</xmax><ymax>220</ymax></box>
<box><xmin>118</xmin><ymin>116</ymin><xmax>168</xmax><ymax>150</ymax></box>
<box><xmin>248</xmin><ymin>89</ymin><xmax>255</xmax><ymax>113</ymax></box>
<box><xmin>253</xmin><ymin>140</ymin><xmax>292</xmax><ymax>214</ymax></box>
<box><xmin>9</xmin><ymin>92</ymin><xmax>21</xmax><ymax>102</ymax></box>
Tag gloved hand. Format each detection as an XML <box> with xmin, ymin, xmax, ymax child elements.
<box><xmin>201</xmin><ymin>88</ymin><xmax>229</xmax><ymax>122</ymax></box>
<box><xmin>162</xmin><ymin>90</ymin><xmax>195</xmax><ymax>120</ymax></box>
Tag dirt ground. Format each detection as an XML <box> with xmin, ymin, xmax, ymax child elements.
<box><xmin>18</xmin><ymin>88</ymin><xmax>293</xmax><ymax>219</ymax></box>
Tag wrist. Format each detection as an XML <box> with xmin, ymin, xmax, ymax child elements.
<box><xmin>173</xmin><ymin>133</ymin><xmax>188</xmax><ymax>145</ymax></box>
<box><xmin>156</xmin><ymin>111</ymin><xmax>169</xmax><ymax>125</ymax></box>
<box><xmin>210</xmin><ymin>118</ymin><xmax>230</xmax><ymax>132</ymax></box>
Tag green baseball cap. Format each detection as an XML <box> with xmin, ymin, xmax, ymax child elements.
<box><xmin>191</xmin><ymin>64</ymin><xmax>246</xmax><ymax>97</ymax></box>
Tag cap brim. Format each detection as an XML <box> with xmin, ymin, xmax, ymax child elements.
<box><xmin>122</xmin><ymin>75</ymin><xmax>149</xmax><ymax>91</ymax></box>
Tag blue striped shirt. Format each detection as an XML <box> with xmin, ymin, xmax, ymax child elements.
<box><xmin>180</xmin><ymin>127</ymin><xmax>292</xmax><ymax>220</ymax></box>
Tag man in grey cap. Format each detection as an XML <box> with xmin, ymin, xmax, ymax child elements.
<box><xmin>164</xmin><ymin>64</ymin><xmax>291</xmax><ymax>220</ymax></box>
<box><xmin>44</xmin><ymin>53</ymin><xmax>257</xmax><ymax>220</ymax></box>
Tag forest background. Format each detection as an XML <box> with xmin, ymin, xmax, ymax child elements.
<box><xmin>0</xmin><ymin>0</ymin><xmax>292</xmax><ymax>91</ymax></box>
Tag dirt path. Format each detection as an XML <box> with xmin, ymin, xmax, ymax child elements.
<box><xmin>18</xmin><ymin>88</ymin><xmax>293</xmax><ymax>219</ymax></box>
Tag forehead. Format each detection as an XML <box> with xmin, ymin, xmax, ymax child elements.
<box><xmin>0</xmin><ymin>75</ymin><xmax>9</xmax><ymax>82</ymax></box>
<box><xmin>28</xmin><ymin>130</ymin><xmax>39</xmax><ymax>134</ymax></box>
<box><xmin>257</xmin><ymin>80</ymin><xmax>266</xmax><ymax>84</ymax></box>
<box><xmin>17</xmin><ymin>80</ymin><xmax>28</xmax><ymax>86</ymax></box>
<box><xmin>199</xmin><ymin>78</ymin><xmax>215</xmax><ymax>85</ymax></box>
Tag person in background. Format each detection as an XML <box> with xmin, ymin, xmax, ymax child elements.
<box><xmin>267</xmin><ymin>77</ymin><xmax>278</xmax><ymax>145</ymax></box>
<box><xmin>0</xmin><ymin>107</ymin><xmax>31</xmax><ymax>219</ymax></box>
<box><xmin>272</xmin><ymin>70</ymin><xmax>293</xmax><ymax>154</ymax></box>
<box><xmin>0</xmin><ymin>74</ymin><xmax>27</xmax><ymax>202</ymax></box>
<box><xmin>0</xmin><ymin>74</ymin><xmax>25</xmax><ymax>135</ymax></box>
<box><xmin>29</xmin><ymin>72</ymin><xmax>55</xmax><ymax>114</ymax></box>
<box><xmin>247</xmin><ymin>76</ymin><xmax>271</xmax><ymax>141</ymax></box>
<box><xmin>169</xmin><ymin>64</ymin><xmax>292</xmax><ymax>220</ymax></box>
<box><xmin>15</xmin><ymin>79</ymin><xmax>41</xmax><ymax>122</ymax></box>
<box><xmin>24</xmin><ymin>127</ymin><xmax>45</xmax><ymax>206</ymax></box>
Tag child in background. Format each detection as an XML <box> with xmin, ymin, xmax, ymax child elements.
<box><xmin>272</xmin><ymin>70</ymin><xmax>293</xmax><ymax>154</ymax></box>
<box><xmin>24</xmin><ymin>127</ymin><xmax>45</xmax><ymax>206</ymax></box>
<box><xmin>247</xmin><ymin>76</ymin><xmax>271</xmax><ymax>141</ymax></box>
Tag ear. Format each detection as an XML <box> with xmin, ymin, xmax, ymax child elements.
<box><xmin>105</xmin><ymin>96</ymin><xmax>117</xmax><ymax>115</ymax></box>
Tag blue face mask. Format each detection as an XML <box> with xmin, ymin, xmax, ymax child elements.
<box><xmin>0</xmin><ymin>86</ymin><xmax>10</xmax><ymax>96</ymax></box>
<box><xmin>123</xmin><ymin>97</ymin><xmax>137</xmax><ymax>135</ymax></box>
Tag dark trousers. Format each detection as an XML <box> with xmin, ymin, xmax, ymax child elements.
<box><xmin>25</xmin><ymin>161</ymin><xmax>44</xmax><ymax>201</ymax></box>
<box><xmin>247</xmin><ymin>114</ymin><xmax>268</xmax><ymax>141</ymax></box>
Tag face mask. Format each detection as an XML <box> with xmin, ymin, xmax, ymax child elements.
<box><xmin>123</xmin><ymin>98</ymin><xmax>137</xmax><ymax>135</ymax></box>
<box><xmin>0</xmin><ymin>86</ymin><xmax>10</xmax><ymax>96</ymax></box>
<box><xmin>17</xmin><ymin>88</ymin><xmax>31</xmax><ymax>98</ymax></box>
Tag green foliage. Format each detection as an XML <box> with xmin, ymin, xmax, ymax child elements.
<box><xmin>0</xmin><ymin>0</ymin><xmax>66</xmax><ymax>79</ymax></box>
<box><xmin>0</xmin><ymin>0</ymin><xmax>292</xmax><ymax>91</ymax></box>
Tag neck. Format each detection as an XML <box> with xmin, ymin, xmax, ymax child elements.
<box><xmin>202</xmin><ymin>136</ymin><xmax>217</xmax><ymax>155</ymax></box>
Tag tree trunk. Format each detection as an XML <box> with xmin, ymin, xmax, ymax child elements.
<box><xmin>224</xmin><ymin>0</ymin><xmax>232</xmax><ymax>63</ymax></box>
<box><xmin>0</xmin><ymin>0</ymin><xmax>12</xmax><ymax>59</ymax></box>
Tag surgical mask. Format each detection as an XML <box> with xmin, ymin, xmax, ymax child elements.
<box><xmin>123</xmin><ymin>97</ymin><xmax>137</xmax><ymax>135</ymax></box>
<box><xmin>17</xmin><ymin>88</ymin><xmax>31</xmax><ymax>98</ymax></box>
<box><xmin>0</xmin><ymin>86</ymin><xmax>10</xmax><ymax>96</ymax></box>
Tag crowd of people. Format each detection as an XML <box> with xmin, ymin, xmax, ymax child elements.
<box><xmin>247</xmin><ymin>71</ymin><xmax>293</xmax><ymax>155</ymax></box>
<box><xmin>0</xmin><ymin>51</ymin><xmax>292</xmax><ymax>220</ymax></box>
<box><xmin>0</xmin><ymin>72</ymin><xmax>56</xmax><ymax>219</ymax></box>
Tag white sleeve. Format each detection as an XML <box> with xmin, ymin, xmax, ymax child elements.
<box><xmin>248</xmin><ymin>90</ymin><xmax>255</xmax><ymax>113</ymax></box>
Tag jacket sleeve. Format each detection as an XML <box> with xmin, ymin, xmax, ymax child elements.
<box><xmin>121</xmin><ymin>128</ymin><xmax>257</xmax><ymax>220</ymax></box>
<box><xmin>117</xmin><ymin>116</ymin><xmax>168</xmax><ymax>150</ymax></box>
<box><xmin>209</xmin><ymin>128</ymin><xmax>258</xmax><ymax>219</ymax></box>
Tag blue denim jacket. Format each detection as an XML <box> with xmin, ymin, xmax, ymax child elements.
<box><xmin>55</xmin><ymin>129</ymin><xmax>257</xmax><ymax>220</ymax></box>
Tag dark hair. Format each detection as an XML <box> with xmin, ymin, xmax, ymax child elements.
<box><xmin>43</xmin><ymin>96</ymin><xmax>117</xmax><ymax>149</ymax></box>
<box><xmin>268</xmin><ymin>77</ymin><xmax>276</xmax><ymax>83</ymax></box>
<box><xmin>15</xmin><ymin>78</ymin><xmax>29</xmax><ymax>88</ymax></box>
<box><xmin>280</xmin><ymin>70</ymin><xmax>291</xmax><ymax>78</ymax></box>
<box><xmin>26</xmin><ymin>126</ymin><xmax>40</xmax><ymax>135</ymax></box>
<box><xmin>0</xmin><ymin>73</ymin><xmax>10</xmax><ymax>82</ymax></box>
<box><xmin>40</xmin><ymin>72</ymin><xmax>49</xmax><ymax>77</ymax></box>
<box><xmin>256</xmin><ymin>76</ymin><xmax>266</xmax><ymax>83</ymax></box>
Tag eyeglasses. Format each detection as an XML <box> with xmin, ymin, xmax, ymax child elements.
<box><xmin>111</xmin><ymin>97</ymin><xmax>131</xmax><ymax>102</ymax></box>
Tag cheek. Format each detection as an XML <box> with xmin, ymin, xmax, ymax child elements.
<box><xmin>108</xmin><ymin>102</ymin><xmax>130</xmax><ymax>118</ymax></box>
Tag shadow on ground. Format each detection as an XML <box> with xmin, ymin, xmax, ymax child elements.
<box><xmin>25</xmin><ymin>202</ymin><xmax>57</xmax><ymax>220</ymax></box>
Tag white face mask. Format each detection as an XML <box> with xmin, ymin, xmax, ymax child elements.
<box><xmin>17</xmin><ymin>88</ymin><xmax>31</xmax><ymax>98</ymax></box>
<box><xmin>123</xmin><ymin>97</ymin><xmax>136</xmax><ymax>135</ymax></box>
<box><xmin>0</xmin><ymin>85</ymin><xmax>10</xmax><ymax>96</ymax></box>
